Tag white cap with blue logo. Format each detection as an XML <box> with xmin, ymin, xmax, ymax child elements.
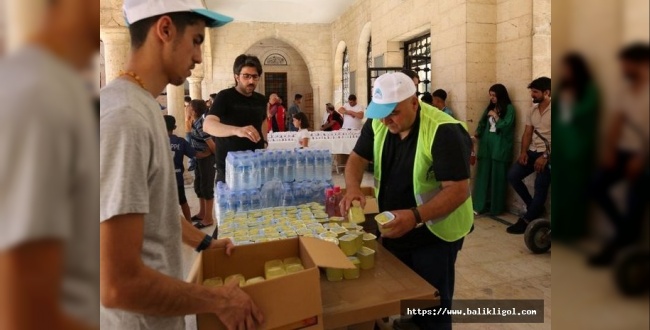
<box><xmin>366</xmin><ymin>72</ymin><xmax>417</xmax><ymax>119</ymax></box>
<box><xmin>123</xmin><ymin>0</ymin><xmax>233</xmax><ymax>28</ymax></box>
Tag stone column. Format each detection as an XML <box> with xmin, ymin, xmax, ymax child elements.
<box><xmin>99</xmin><ymin>26</ymin><xmax>130</xmax><ymax>84</ymax></box>
<box><xmin>188</xmin><ymin>77</ymin><xmax>203</xmax><ymax>100</ymax></box>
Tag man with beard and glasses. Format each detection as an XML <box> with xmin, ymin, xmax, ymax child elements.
<box><xmin>203</xmin><ymin>54</ymin><xmax>268</xmax><ymax>235</ymax></box>
<box><xmin>506</xmin><ymin>77</ymin><xmax>552</xmax><ymax>234</ymax></box>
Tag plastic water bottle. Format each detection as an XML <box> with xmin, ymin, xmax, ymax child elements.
<box><xmin>238</xmin><ymin>191</ymin><xmax>250</xmax><ymax>212</ymax></box>
<box><xmin>323</xmin><ymin>151</ymin><xmax>332</xmax><ymax>181</ymax></box>
<box><xmin>305</xmin><ymin>150</ymin><xmax>315</xmax><ymax>180</ymax></box>
<box><xmin>241</xmin><ymin>156</ymin><xmax>253</xmax><ymax>190</ymax></box>
<box><xmin>250</xmin><ymin>189</ymin><xmax>261</xmax><ymax>210</ymax></box>
<box><xmin>296</xmin><ymin>150</ymin><xmax>306</xmax><ymax>181</ymax></box>
<box><xmin>301</xmin><ymin>183</ymin><xmax>312</xmax><ymax>204</ymax></box>
<box><xmin>226</xmin><ymin>191</ymin><xmax>237</xmax><ymax>213</ymax></box>
<box><xmin>284</xmin><ymin>151</ymin><xmax>295</xmax><ymax>182</ymax></box>
<box><xmin>257</xmin><ymin>152</ymin><xmax>267</xmax><ymax>185</ymax></box>
<box><xmin>314</xmin><ymin>150</ymin><xmax>325</xmax><ymax>181</ymax></box>
<box><xmin>251</xmin><ymin>154</ymin><xmax>260</xmax><ymax>189</ymax></box>
<box><xmin>269</xmin><ymin>151</ymin><xmax>279</xmax><ymax>181</ymax></box>
<box><xmin>282</xmin><ymin>186</ymin><xmax>295</xmax><ymax>206</ymax></box>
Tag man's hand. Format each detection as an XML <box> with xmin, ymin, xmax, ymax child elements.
<box><xmin>487</xmin><ymin>110</ymin><xmax>497</xmax><ymax>117</ymax></box>
<box><xmin>213</xmin><ymin>283</ymin><xmax>264</xmax><ymax>330</ymax></box>
<box><xmin>518</xmin><ymin>152</ymin><xmax>528</xmax><ymax>166</ymax></box>
<box><xmin>208</xmin><ymin>238</ymin><xmax>234</xmax><ymax>256</ymax></box>
<box><xmin>534</xmin><ymin>156</ymin><xmax>547</xmax><ymax>173</ymax></box>
<box><xmin>339</xmin><ymin>188</ymin><xmax>366</xmax><ymax>216</ymax></box>
<box><xmin>380</xmin><ymin>209</ymin><xmax>417</xmax><ymax>239</ymax></box>
<box><xmin>338</xmin><ymin>107</ymin><xmax>346</xmax><ymax>115</ymax></box>
<box><xmin>236</xmin><ymin>125</ymin><xmax>261</xmax><ymax>143</ymax></box>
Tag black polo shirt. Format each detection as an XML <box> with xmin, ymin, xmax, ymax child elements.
<box><xmin>352</xmin><ymin>108</ymin><xmax>472</xmax><ymax>250</ymax></box>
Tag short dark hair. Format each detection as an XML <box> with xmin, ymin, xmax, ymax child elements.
<box><xmin>401</xmin><ymin>69</ymin><xmax>418</xmax><ymax>81</ymax></box>
<box><xmin>233</xmin><ymin>54</ymin><xmax>263</xmax><ymax>76</ymax></box>
<box><xmin>348</xmin><ymin>94</ymin><xmax>357</xmax><ymax>101</ymax></box>
<box><xmin>293</xmin><ymin>112</ymin><xmax>310</xmax><ymax>129</ymax></box>
<box><xmin>619</xmin><ymin>43</ymin><xmax>650</xmax><ymax>63</ymax></box>
<box><xmin>420</xmin><ymin>92</ymin><xmax>433</xmax><ymax>105</ymax></box>
<box><xmin>295</xmin><ymin>94</ymin><xmax>303</xmax><ymax>100</ymax></box>
<box><xmin>129</xmin><ymin>12</ymin><xmax>207</xmax><ymax>49</ymax></box>
<box><xmin>189</xmin><ymin>99</ymin><xmax>208</xmax><ymax>117</ymax></box>
<box><xmin>209</xmin><ymin>93</ymin><xmax>217</xmax><ymax>101</ymax></box>
<box><xmin>528</xmin><ymin>77</ymin><xmax>551</xmax><ymax>92</ymax></box>
<box><xmin>164</xmin><ymin>115</ymin><xmax>176</xmax><ymax>131</ymax></box>
<box><xmin>432</xmin><ymin>89</ymin><xmax>447</xmax><ymax>101</ymax></box>
<box><xmin>184</xmin><ymin>96</ymin><xmax>192</xmax><ymax>103</ymax></box>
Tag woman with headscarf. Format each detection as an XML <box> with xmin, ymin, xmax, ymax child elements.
<box><xmin>473</xmin><ymin>84</ymin><xmax>516</xmax><ymax>215</ymax></box>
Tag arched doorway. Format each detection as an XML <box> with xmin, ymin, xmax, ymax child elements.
<box><xmin>244</xmin><ymin>38</ymin><xmax>315</xmax><ymax>130</ymax></box>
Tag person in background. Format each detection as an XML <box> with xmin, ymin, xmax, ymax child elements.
<box><xmin>589</xmin><ymin>43</ymin><xmax>649</xmax><ymax>266</ymax></box>
<box><xmin>188</xmin><ymin>100</ymin><xmax>216</xmax><ymax>229</ymax></box>
<box><xmin>293</xmin><ymin>112</ymin><xmax>311</xmax><ymax>148</ymax></box>
<box><xmin>267</xmin><ymin>93</ymin><xmax>286</xmax><ymax>132</ymax></box>
<box><xmin>472</xmin><ymin>84</ymin><xmax>516</xmax><ymax>216</ymax></box>
<box><xmin>165</xmin><ymin>115</ymin><xmax>204</xmax><ymax>223</ymax></box>
<box><xmin>553</xmin><ymin>53</ymin><xmax>600</xmax><ymax>242</ymax></box>
<box><xmin>338</xmin><ymin>94</ymin><xmax>364</xmax><ymax>130</ymax></box>
<box><xmin>99</xmin><ymin>2</ymin><xmax>262</xmax><ymax>329</ymax></box>
<box><xmin>287</xmin><ymin>93</ymin><xmax>303</xmax><ymax>131</ymax></box>
<box><xmin>432</xmin><ymin>89</ymin><xmax>454</xmax><ymax>117</ymax></box>
<box><xmin>507</xmin><ymin>77</ymin><xmax>552</xmax><ymax>234</ymax></box>
<box><xmin>420</xmin><ymin>92</ymin><xmax>434</xmax><ymax>106</ymax></box>
<box><xmin>321</xmin><ymin>103</ymin><xmax>343</xmax><ymax>131</ymax></box>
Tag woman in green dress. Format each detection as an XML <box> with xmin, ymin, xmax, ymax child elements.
<box><xmin>473</xmin><ymin>84</ymin><xmax>516</xmax><ymax>215</ymax></box>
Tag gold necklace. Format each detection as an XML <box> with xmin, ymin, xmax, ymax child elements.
<box><xmin>119</xmin><ymin>70</ymin><xmax>145</xmax><ymax>90</ymax></box>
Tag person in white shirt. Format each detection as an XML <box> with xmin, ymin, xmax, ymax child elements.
<box><xmin>338</xmin><ymin>94</ymin><xmax>364</xmax><ymax>130</ymax></box>
<box><xmin>292</xmin><ymin>112</ymin><xmax>311</xmax><ymax>148</ymax></box>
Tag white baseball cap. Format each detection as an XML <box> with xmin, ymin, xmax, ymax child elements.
<box><xmin>366</xmin><ymin>72</ymin><xmax>417</xmax><ymax>119</ymax></box>
<box><xmin>123</xmin><ymin>0</ymin><xmax>233</xmax><ymax>28</ymax></box>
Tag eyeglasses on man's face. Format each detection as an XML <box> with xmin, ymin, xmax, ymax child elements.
<box><xmin>239</xmin><ymin>73</ymin><xmax>260</xmax><ymax>81</ymax></box>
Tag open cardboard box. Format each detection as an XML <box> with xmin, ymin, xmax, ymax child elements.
<box><xmin>191</xmin><ymin>237</ymin><xmax>355</xmax><ymax>330</ymax></box>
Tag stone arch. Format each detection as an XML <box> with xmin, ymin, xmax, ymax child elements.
<box><xmin>333</xmin><ymin>40</ymin><xmax>347</xmax><ymax>107</ymax></box>
<box><xmin>356</xmin><ymin>22</ymin><xmax>372</xmax><ymax>106</ymax></box>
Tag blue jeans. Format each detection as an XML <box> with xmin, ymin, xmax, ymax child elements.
<box><xmin>507</xmin><ymin>150</ymin><xmax>551</xmax><ymax>221</ymax></box>
<box><xmin>384</xmin><ymin>234</ymin><xmax>464</xmax><ymax>329</ymax></box>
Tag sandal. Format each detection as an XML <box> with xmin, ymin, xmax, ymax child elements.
<box><xmin>191</xmin><ymin>215</ymin><xmax>203</xmax><ymax>222</ymax></box>
<box><xmin>194</xmin><ymin>222</ymin><xmax>213</xmax><ymax>229</ymax></box>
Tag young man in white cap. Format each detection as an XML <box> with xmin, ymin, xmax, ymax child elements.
<box><xmin>100</xmin><ymin>1</ymin><xmax>263</xmax><ymax>329</ymax></box>
<box><xmin>339</xmin><ymin>72</ymin><xmax>473</xmax><ymax>329</ymax></box>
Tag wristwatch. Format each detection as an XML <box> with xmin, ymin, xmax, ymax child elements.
<box><xmin>410</xmin><ymin>207</ymin><xmax>425</xmax><ymax>228</ymax></box>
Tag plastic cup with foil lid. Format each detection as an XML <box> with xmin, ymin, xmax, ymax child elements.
<box><xmin>338</xmin><ymin>234</ymin><xmax>359</xmax><ymax>256</ymax></box>
<box><xmin>343</xmin><ymin>257</ymin><xmax>361</xmax><ymax>279</ymax></box>
<box><xmin>347</xmin><ymin>200</ymin><xmax>366</xmax><ymax>224</ymax></box>
<box><xmin>285</xmin><ymin>264</ymin><xmax>305</xmax><ymax>274</ymax></box>
<box><xmin>329</xmin><ymin>216</ymin><xmax>345</xmax><ymax>225</ymax></box>
<box><xmin>321</xmin><ymin>237</ymin><xmax>339</xmax><ymax>246</ymax></box>
<box><xmin>362</xmin><ymin>233</ymin><xmax>377</xmax><ymax>250</ymax></box>
<box><xmin>319</xmin><ymin>231</ymin><xmax>338</xmax><ymax>239</ymax></box>
<box><xmin>283</xmin><ymin>257</ymin><xmax>302</xmax><ymax>267</ymax></box>
<box><xmin>265</xmin><ymin>266</ymin><xmax>287</xmax><ymax>280</ymax></box>
<box><xmin>224</xmin><ymin>274</ymin><xmax>245</xmax><ymax>287</ymax></box>
<box><xmin>244</xmin><ymin>276</ymin><xmax>265</xmax><ymax>286</ymax></box>
<box><xmin>342</xmin><ymin>222</ymin><xmax>358</xmax><ymax>231</ymax></box>
<box><xmin>375</xmin><ymin>211</ymin><xmax>395</xmax><ymax>235</ymax></box>
<box><xmin>326</xmin><ymin>267</ymin><xmax>343</xmax><ymax>281</ymax></box>
<box><xmin>329</xmin><ymin>226</ymin><xmax>348</xmax><ymax>238</ymax></box>
<box><xmin>356</xmin><ymin>246</ymin><xmax>376</xmax><ymax>270</ymax></box>
<box><xmin>202</xmin><ymin>276</ymin><xmax>223</xmax><ymax>287</ymax></box>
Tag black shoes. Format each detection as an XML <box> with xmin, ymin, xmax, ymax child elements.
<box><xmin>506</xmin><ymin>218</ymin><xmax>529</xmax><ymax>234</ymax></box>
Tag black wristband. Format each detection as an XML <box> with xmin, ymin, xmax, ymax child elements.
<box><xmin>195</xmin><ymin>234</ymin><xmax>213</xmax><ymax>252</ymax></box>
<box><xmin>410</xmin><ymin>207</ymin><xmax>422</xmax><ymax>225</ymax></box>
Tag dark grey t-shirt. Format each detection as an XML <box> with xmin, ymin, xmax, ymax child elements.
<box><xmin>100</xmin><ymin>79</ymin><xmax>183</xmax><ymax>330</ymax></box>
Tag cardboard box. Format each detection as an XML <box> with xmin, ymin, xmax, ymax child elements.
<box><xmin>192</xmin><ymin>237</ymin><xmax>355</xmax><ymax>330</ymax></box>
